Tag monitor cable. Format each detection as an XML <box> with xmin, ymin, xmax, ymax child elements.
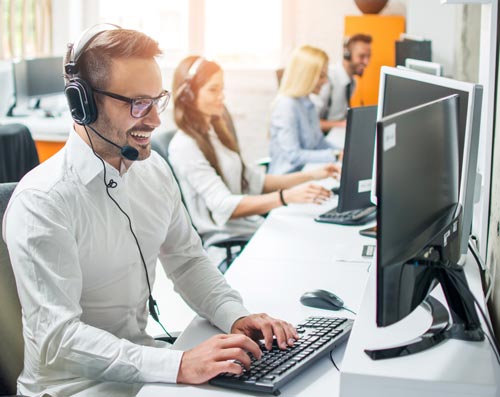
<box><xmin>468</xmin><ymin>236</ymin><xmax>494</xmax><ymax>302</ymax></box>
<box><xmin>444</xmin><ymin>265</ymin><xmax>500</xmax><ymax>366</ymax></box>
<box><xmin>83</xmin><ymin>125</ymin><xmax>175</xmax><ymax>343</ymax></box>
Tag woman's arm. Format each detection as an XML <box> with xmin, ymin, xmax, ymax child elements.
<box><xmin>231</xmin><ymin>183</ymin><xmax>332</xmax><ymax>219</ymax></box>
<box><xmin>262</xmin><ymin>163</ymin><xmax>340</xmax><ymax>192</ymax></box>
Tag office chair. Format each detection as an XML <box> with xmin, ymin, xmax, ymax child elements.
<box><xmin>0</xmin><ymin>124</ymin><xmax>39</xmax><ymax>183</ymax></box>
<box><xmin>151</xmin><ymin>129</ymin><xmax>251</xmax><ymax>274</ymax></box>
<box><xmin>0</xmin><ymin>182</ymin><xmax>26</xmax><ymax>397</ymax></box>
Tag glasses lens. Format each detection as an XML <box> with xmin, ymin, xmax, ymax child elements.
<box><xmin>156</xmin><ymin>91</ymin><xmax>170</xmax><ymax>113</ymax></box>
<box><xmin>131</xmin><ymin>91</ymin><xmax>170</xmax><ymax>118</ymax></box>
<box><xmin>131</xmin><ymin>99</ymin><xmax>153</xmax><ymax>118</ymax></box>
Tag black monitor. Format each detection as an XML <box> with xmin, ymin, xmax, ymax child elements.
<box><xmin>337</xmin><ymin>106</ymin><xmax>377</xmax><ymax>213</ymax></box>
<box><xmin>371</xmin><ymin>67</ymin><xmax>483</xmax><ymax>257</ymax></box>
<box><xmin>315</xmin><ymin>106</ymin><xmax>377</xmax><ymax>226</ymax></box>
<box><xmin>395</xmin><ymin>38</ymin><xmax>431</xmax><ymax>67</ymax></box>
<box><xmin>365</xmin><ymin>95</ymin><xmax>483</xmax><ymax>360</ymax></box>
<box><xmin>8</xmin><ymin>56</ymin><xmax>65</xmax><ymax>116</ymax></box>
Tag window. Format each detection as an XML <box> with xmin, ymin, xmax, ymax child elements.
<box><xmin>205</xmin><ymin>0</ymin><xmax>282</xmax><ymax>67</ymax></box>
<box><xmin>98</xmin><ymin>0</ymin><xmax>282</xmax><ymax>68</ymax></box>
<box><xmin>99</xmin><ymin>0</ymin><xmax>189</xmax><ymax>66</ymax></box>
<box><xmin>0</xmin><ymin>0</ymin><xmax>52</xmax><ymax>60</ymax></box>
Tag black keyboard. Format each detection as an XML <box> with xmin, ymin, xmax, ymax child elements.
<box><xmin>210</xmin><ymin>316</ymin><xmax>353</xmax><ymax>395</ymax></box>
<box><xmin>315</xmin><ymin>205</ymin><xmax>376</xmax><ymax>226</ymax></box>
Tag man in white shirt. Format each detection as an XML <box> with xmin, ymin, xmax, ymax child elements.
<box><xmin>2</xmin><ymin>25</ymin><xmax>297</xmax><ymax>396</ymax></box>
<box><xmin>314</xmin><ymin>34</ymin><xmax>372</xmax><ymax>132</ymax></box>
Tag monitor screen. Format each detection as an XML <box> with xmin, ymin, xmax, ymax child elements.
<box><xmin>372</xmin><ymin>67</ymin><xmax>483</xmax><ymax>256</ymax></box>
<box><xmin>376</xmin><ymin>95</ymin><xmax>460</xmax><ymax>327</ymax></box>
<box><xmin>12</xmin><ymin>56</ymin><xmax>65</xmax><ymax>103</ymax></box>
<box><xmin>337</xmin><ymin>105</ymin><xmax>377</xmax><ymax>213</ymax></box>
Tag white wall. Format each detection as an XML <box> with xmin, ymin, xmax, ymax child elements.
<box><xmin>405</xmin><ymin>0</ymin><xmax>458</xmax><ymax>77</ymax></box>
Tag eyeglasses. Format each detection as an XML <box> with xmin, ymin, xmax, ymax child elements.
<box><xmin>93</xmin><ymin>88</ymin><xmax>171</xmax><ymax>118</ymax></box>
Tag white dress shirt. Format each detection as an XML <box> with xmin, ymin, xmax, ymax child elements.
<box><xmin>315</xmin><ymin>63</ymin><xmax>356</xmax><ymax>121</ymax></box>
<box><xmin>168</xmin><ymin>129</ymin><xmax>265</xmax><ymax>247</ymax></box>
<box><xmin>2</xmin><ymin>128</ymin><xmax>250</xmax><ymax>397</ymax></box>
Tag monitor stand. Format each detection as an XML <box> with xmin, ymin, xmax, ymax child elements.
<box><xmin>365</xmin><ymin>265</ymin><xmax>484</xmax><ymax>360</ymax></box>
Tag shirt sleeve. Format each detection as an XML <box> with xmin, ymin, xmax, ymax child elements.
<box><xmin>244</xmin><ymin>164</ymin><xmax>266</xmax><ymax>195</ymax></box>
<box><xmin>271</xmin><ymin>98</ymin><xmax>337</xmax><ymax>167</ymax></box>
<box><xmin>157</xmin><ymin>169</ymin><xmax>250</xmax><ymax>333</ymax></box>
<box><xmin>3</xmin><ymin>190</ymin><xmax>184</xmax><ymax>384</ymax></box>
<box><xmin>169</xmin><ymin>137</ymin><xmax>244</xmax><ymax>226</ymax></box>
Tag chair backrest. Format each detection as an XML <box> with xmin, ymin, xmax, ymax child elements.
<box><xmin>151</xmin><ymin>129</ymin><xmax>177</xmax><ymax>165</ymax></box>
<box><xmin>0</xmin><ymin>182</ymin><xmax>23</xmax><ymax>395</ymax></box>
<box><xmin>0</xmin><ymin>124</ymin><xmax>40</xmax><ymax>183</ymax></box>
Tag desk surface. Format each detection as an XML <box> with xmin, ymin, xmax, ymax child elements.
<box><xmin>0</xmin><ymin>113</ymin><xmax>70</xmax><ymax>141</ymax></box>
<box><xmin>138</xmin><ymin>183</ymin><xmax>499</xmax><ymax>397</ymax></box>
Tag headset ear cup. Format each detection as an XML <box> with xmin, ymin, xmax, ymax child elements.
<box><xmin>179</xmin><ymin>82</ymin><xmax>195</xmax><ymax>104</ymax></box>
<box><xmin>65</xmin><ymin>78</ymin><xmax>97</xmax><ymax>125</ymax></box>
<box><xmin>343</xmin><ymin>48</ymin><xmax>351</xmax><ymax>61</ymax></box>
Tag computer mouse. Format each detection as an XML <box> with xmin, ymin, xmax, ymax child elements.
<box><xmin>300</xmin><ymin>289</ymin><xmax>344</xmax><ymax>311</ymax></box>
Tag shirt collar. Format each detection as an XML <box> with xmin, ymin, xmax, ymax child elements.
<box><xmin>336</xmin><ymin>62</ymin><xmax>352</xmax><ymax>85</ymax></box>
<box><xmin>66</xmin><ymin>126</ymin><xmax>133</xmax><ymax>186</ymax></box>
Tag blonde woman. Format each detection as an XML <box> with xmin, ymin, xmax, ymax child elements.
<box><xmin>269</xmin><ymin>45</ymin><xmax>341</xmax><ymax>174</ymax></box>
<box><xmin>168</xmin><ymin>56</ymin><xmax>341</xmax><ymax>254</ymax></box>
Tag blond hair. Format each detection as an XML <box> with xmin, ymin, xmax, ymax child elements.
<box><xmin>279</xmin><ymin>45</ymin><xmax>329</xmax><ymax>97</ymax></box>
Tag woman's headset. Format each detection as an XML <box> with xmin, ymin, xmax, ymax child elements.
<box><xmin>177</xmin><ymin>56</ymin><xmax>205</xmax><ymax>103</ymax></box>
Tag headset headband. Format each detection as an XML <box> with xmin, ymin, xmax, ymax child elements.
<box><xmin>186</xmin><ymin>57</ymin><xmax>205</xmax><ymax>80</ymax></box>
<box><xmin>65</xmin><ymin>23</ymin><xmax>121</xmax><ymax>76</ymax></box>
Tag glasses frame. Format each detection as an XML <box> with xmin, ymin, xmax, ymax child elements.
<box><xmin>93</xmin><ymin>87</ymin><xmax>171</xmax><ymax>118</ymax></box>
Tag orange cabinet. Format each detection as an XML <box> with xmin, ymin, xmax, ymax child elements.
<box><xmin>34</xmin><ymin>140</ymin><xmax>65</xmax><ymax>162</ymax></box>
<box><xmin>345</xmin><ymin>15</ymin><xmax>405</xmax><ymax>106</ymax></box>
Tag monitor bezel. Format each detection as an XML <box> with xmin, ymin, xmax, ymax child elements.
<box><xmin>404</xmin><ymin>58</ymin><xmax>443</xmax><ymax>76</ymax></box>
<box><xmin>371</xmin><ymin>66</ymin><xmax>482</xmax><ymax>257</ymax></box>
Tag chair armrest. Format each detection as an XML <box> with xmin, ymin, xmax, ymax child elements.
<box><xmin>256</xmin><ymin>156</ymin><xmax>271</xmax><ymax>167</ymax></box>
<box><xmin>210</xmin><ymin>234</ymin><xmax>252</xmax><ymax>249</ymax></box>
<box><xmin>155</xmin><ymin>331</ymin><xmax>181</xmax><ymax>344</ymax></box>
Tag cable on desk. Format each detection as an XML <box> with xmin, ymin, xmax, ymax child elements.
<box><xmin>329</xmin><ymin>350</ymin><xmax>340</xmax><ymax>371</ymax></box>
<box><xmin>445</xmin><ymin>268</ymin><xmax>500</xmax><ymax>366</ymax></box>
<box><xmin>343</xmin><ymin>307</ymin><xmax>357</xmax><ymax>316</ymax></box>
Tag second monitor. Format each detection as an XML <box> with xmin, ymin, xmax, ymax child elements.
<box><xmin>316</xmin><ymin>105</ymin><xmax>377</xmax><ymax>226</ymax></box>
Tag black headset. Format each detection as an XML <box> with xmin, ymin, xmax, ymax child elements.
<box><xmin>64</xmin><ymin>24</ymin><xmax>139</xmax><ymax>161</ymax></box>
<box><xmin>343</xmin><ymin>36</ymin><xmax>352</xmax><ymax>61</ymax></box>
<box><xmin>177</xmin><ymin>56</ymin><xmax>205</xmax><ymax>103</ymax></box>
<box><xmin>64</xmin><ymin>24</ymin><xmax>120</xmax><ymax>126</ymax></box>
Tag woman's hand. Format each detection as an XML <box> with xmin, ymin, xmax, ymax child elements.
<box><xmin>283</xmin><ymin>183</ymin><xmax>332</xmax><ymax>205</ymax></box>
<box><xmin>307</xmin><ymin>163</ymin><xmax>341</xmax><ymax>181</ymax></box>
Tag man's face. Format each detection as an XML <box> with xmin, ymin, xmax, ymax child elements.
<box><xmin>348</xmin><ymin>41</ymin><xmax>371</xmax><ymax>77</ymax></box>
<box><xmin>93</xmin><ymin>57</ymin><xmax>163</xmax><ymax>163</ymax></box>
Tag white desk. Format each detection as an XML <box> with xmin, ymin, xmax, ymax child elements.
<box><xmin>0</xmin><ymin>113</ymin><xmax>70</xmax><ymax>141</ymax></box>
<box><xmin>137</xmin><ymin>188</ymin><xmax>499</xmax><ymax>396</ymax></box>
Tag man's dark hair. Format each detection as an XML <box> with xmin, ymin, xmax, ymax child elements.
<box><xmin>345</xmin><ymin>33</ymin><xmax>373</xmax><ymax>49</ymax></box>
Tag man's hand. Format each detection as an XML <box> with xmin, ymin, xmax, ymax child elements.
<box><xmin>231</xmin><ymin>313</ymin><xmax>299</xmax><ymax>351</ymax></box>
<box><xmin>177</xmin><ymin>334</ymin><xmax>262</xmax><ymax>384</ymax></box>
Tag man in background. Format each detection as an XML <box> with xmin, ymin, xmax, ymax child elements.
<box><xmin>314</xmin><ymin>33</ymin><xmax>372</xmax><ymax>132</ymax></box>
